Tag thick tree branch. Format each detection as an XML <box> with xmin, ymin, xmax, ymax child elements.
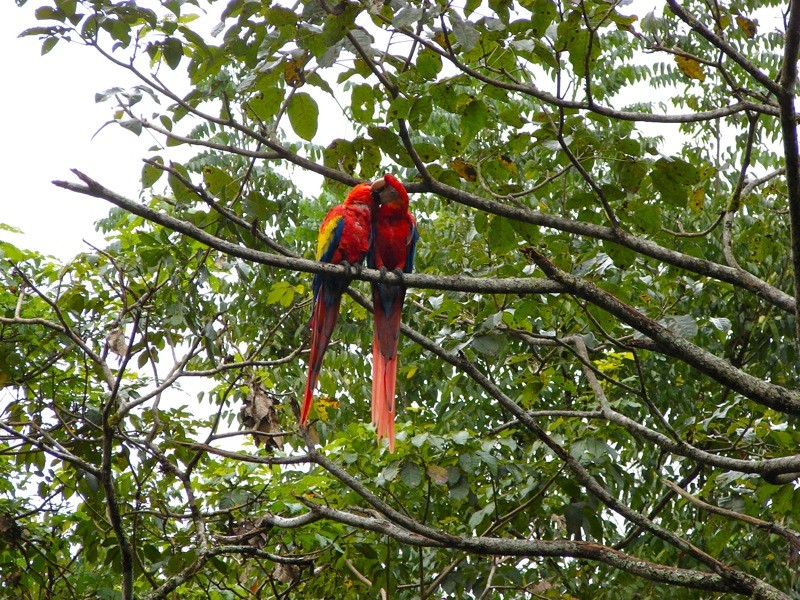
<box><xmin>132</xmin><ymin>89</ymin><xmax>794</xmax><ymax>314</ymax></box>
<box><xmin>528</xmin><ymin>249</ymin><xmax>800</xmax><ymax>415</ymax></box>
<box><xmin>415</xmin><ymin>178</ymin><xmax>795</xmax><ymax>313</ymax></box>
<box><xmin>777</xmin><ymin>0</ymin><xmax>800</xmax><ymax>356</ymax></box>
<box><xmin>297</xmin><ymin>499</ymin><xmax>785</xmax><ymax>596</ymax></box>
<box><xmin>52</xmin><ymin>169</ymin><xmax>564</xmax><ymax>296</ymax></box>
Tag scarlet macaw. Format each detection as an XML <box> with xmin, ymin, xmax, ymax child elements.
<box><xmin>369</xmin><ymin>174</ymin><xmax>419</xmax><ymax>452</ymax></box>
<box><xmin>300</xmin><ymin>183</ymin><xmax>375</xmax><ymax>426</ymax></box>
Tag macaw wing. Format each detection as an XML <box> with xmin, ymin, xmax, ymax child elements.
<box><xmin>404</xmin><ymin>217</ymin><xmax>419</xmax><ymax>274</ymax></box>
<box><xmin>313</xmin><ymin>210</ymin><xmax>346</xmax><ymax>304</ymax></box>
<box><xmin>317</xmin><ymin>210</ymin><xmax>345</xmax><ymax>263</ymax></box>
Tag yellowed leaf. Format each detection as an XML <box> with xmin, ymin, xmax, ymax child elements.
<box><xmin>451</xmin><ymin>157</ymin><xmax>477</xmax><ymax>181</ymax></box>
<box><xmin>314</xmin><ymin>395</ymin><xmax>339</xmax><ymax>422</ymax></box>
<box><xmin>499</xmin><ymin>154</ymin><xmax>518</xmax><ymax>176</ymax></box>
<box><xmin>736</xmin><ymin>14</ymin><xmax>757</xmax><ymax>39</ymax></box>
<box><xmin>283</xmin><ymin>56</ymin><xmax>305</xmax><ymax>88</ymax></box>
<box><xmin>690</xmin><ymin>187</ymin><xmax>705</xmax><ymax>212</ymax></box>
<box><xmin>675</xmin><ymin>55</ymin><xmax>705</xmax><ymax>81</ymax></box>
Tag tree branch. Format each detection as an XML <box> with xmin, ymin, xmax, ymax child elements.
<box><xmin>528</xmin><ymin>249</ymin><xmax>800</xmax><ymax>415</ymax></box>
<box><xmin>52</xmin><ymin>169</ymin><xmax>565</xmax><ymax>296</ymax></box>
<box><xmin>776</xmin><ymin>0</ymin><xmax>800</xmax><ymax>360</ymax></box>
<box><xmin>297</xmin><ymin>499</ymin><xmax>779</xmax><ymax>596</ymax></box>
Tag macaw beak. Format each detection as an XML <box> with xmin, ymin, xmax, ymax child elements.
<box><xmin>371</xmin><ymin>176</ymin><xmax>398</xmax><ymax>205</ymax></box>
<box><xmin>370</xmin><ymin>178</ymin><xmax>386</xmax><ymax>204</ymax></box>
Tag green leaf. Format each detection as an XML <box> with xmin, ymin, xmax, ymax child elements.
<box><xmin>602</xmin><ymin>240</ymin><xmax>636</xmax><ymax>269</ymax></box>
<box><xmin>659</xmin><ymin>315</ymin><xmax>698</xmax><ymax>339</ymax></box>
<box><xmin>287</xmin><ymin>92</ymin><xmax>319</xmax><ymax>141</ymax></box>
<box><xmin>142</xmin><ymin>158</ymin><xmax>164</xmax><ymax>188</ymax></box>
<box><xmin>471</xmin><ymin>333</ymin><xmax>506</xmax><ymax>356</ymax></box>
<box><xmin>41</xmin><ymin>36</ymin><xmax>59</xmax><ymax>55</ymax></box>
<box><xmin>163</xmin><ymin>37</ymin><xmax>183</xmax><ymax>70</ymax></box>
<box><xmin>460</xmin><ymin>98</ymin><xmax>490</xmax><ymax>142</ymax></box>
<box><xmin>400</xmin><ymin>462</ymin><xmax>423</xmax><ymax>487</ymax></box>
<box><xmin>487</xmin><ymin>215</ymin><xmax>517</xmax><ymax>254</ymax></box>
<box><xmin>650</xmin><ymin>160</ymin><xmax>688</xmax><ymax>207</ymax></box>
<box><xmin>267</xmin><ymin>6</ymin><xmax>298</xmax><ymax>27</ymax></box>
<box><xmin>266</xmin><ymin>281</ymin><xmax>296</xmax><ymax>307</ymax></box>
<box><xmin>167</xmin><ymin>163</ymin><xmax>195</xmax><ymax>203</ymax></box>
<box><xmin>416</xmin><ymin>50</ymin><xmax>442</xmax><ymax>80</ymax></box>
<box><xmin>368</xmin><ymin>126</ymin><xmax>414</xmax><ymax>167</ymax></box>
<box><xmin>351</xmin><ymin>84</ymin><xmax>374</xmax><ymax>124</ymax></box>
<box><xmin>450</xmin><ymin>14</ymin><xmax>480</xmax><ymax>52</ymax></box>
<box><xmin>560</xmin><ymin>19</ymin><xmax>601</xmax><ymax>78</ymax></box>
<box><xmin>202</xmin><ymin>166</ymin><xmax>237</xmax><ymax>201</ymax></box>
<box><xmin>527</xmin><ymin>0</ymin><xmax>557</xmax><ymax>36</ymax></box>
<box><xmin>615</xmin><ymin>159</ymin><xmax>648</xmax><ymax>194</ymax></box>
<box><xmin>247</xmin><ymin>87</ymin><xmax>284</xmax><ymax>122</ymax></box>
<box><xmin>464</xmin><ymin>0</ymin><xmax>481</xmax><ymax>18</ymax></box>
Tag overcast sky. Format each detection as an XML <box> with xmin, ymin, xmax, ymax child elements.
<box><xmin>1</xmin><ymin>3</ymin><xmax>152</xmax><ymax>260</ymax></box>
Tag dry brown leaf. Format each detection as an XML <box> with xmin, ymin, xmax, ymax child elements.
<box><xmin>240</xmin><ymin>376</ymin><xmax>284</xmax><ymax>450</ymax></box>
<box><xmin>273</xmin><ymin>562</ymin><xmax>300</xmax><ymax>584</ymax></box>
<box><xmin>231</xmin><ymin>518</ymin><xmax>271</xmax><ymax>549</ymax></box>
<box><xmin>107</xmin><ymin>328</ymin><xmax>129</xmax><ymax>357</ymax></box>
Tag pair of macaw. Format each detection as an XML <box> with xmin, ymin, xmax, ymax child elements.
<box><xmin>299</xmin><ymin>174</ymin><xmax>418</xmax><ymax>452</ymax></box>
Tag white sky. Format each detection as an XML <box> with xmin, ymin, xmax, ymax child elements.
<box><xmin>1</xmin><ymin>3</ymin><xmax>151</xmax><ymax>260</ymax></box>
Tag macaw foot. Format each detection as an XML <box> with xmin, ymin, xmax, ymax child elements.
<box><xmin>340</xmin><ymin>260</ymin><xmax>355</xmax><ymax>278</ymax></box>
<box><xmin>377</xmin><ymin>266</ymin><xmax>404</xmax><ymax>285</ymax></box>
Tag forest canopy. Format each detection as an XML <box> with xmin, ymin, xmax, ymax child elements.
<box><xmin>2</xmin><ymin>0</ymin><xmax>800</xmax><ymax>598</ymax></box>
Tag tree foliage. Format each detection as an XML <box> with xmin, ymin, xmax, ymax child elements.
<box><xmin>3</xmin><ymin>0</ymin><xmax>800</xmax><ymax>597</ymax></box>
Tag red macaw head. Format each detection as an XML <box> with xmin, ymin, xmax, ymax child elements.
<box><xmin>345</xmin><ymin>182</ymin><xmax>375</xmax><ymax>207</ymax></box>
<box><xmin>370</xmin><ymin>174</ymin><xmax>408</xmax><ymax>208</ymax></box>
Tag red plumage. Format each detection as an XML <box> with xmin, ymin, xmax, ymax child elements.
<box><xmin>369</xmin><ymin>174</ymin><xmax>418</xmax><ymax>452</ymax></box>
<box><xmin>300</xmin><ymin>183</ymin><xmax>374</xmax><ymax>426</ymax></box>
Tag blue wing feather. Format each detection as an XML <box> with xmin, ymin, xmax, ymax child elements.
<box><xmin>318</xmin><ymin>215</ymin><xmax>345</xmax><ymax>263</ymax></box>
<box><xmin>313</xmin><ymin>214</ymin><xmax>346</xmax><ymax>305</ymax></box>
<box><xmin>404</xmin><ymin>222</ymin><xmax>419</xmax><ymax>274</ymax></box>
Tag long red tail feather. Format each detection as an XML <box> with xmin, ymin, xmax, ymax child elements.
<box><xmin>300</xmin><ymin>295</ymin><xmax>342</xmax><ymax>425</ymax></box>
<box><xmin>371</xmin><ymin>290</ymin><xmax>404</xmax><ymax>451</ymax></box>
